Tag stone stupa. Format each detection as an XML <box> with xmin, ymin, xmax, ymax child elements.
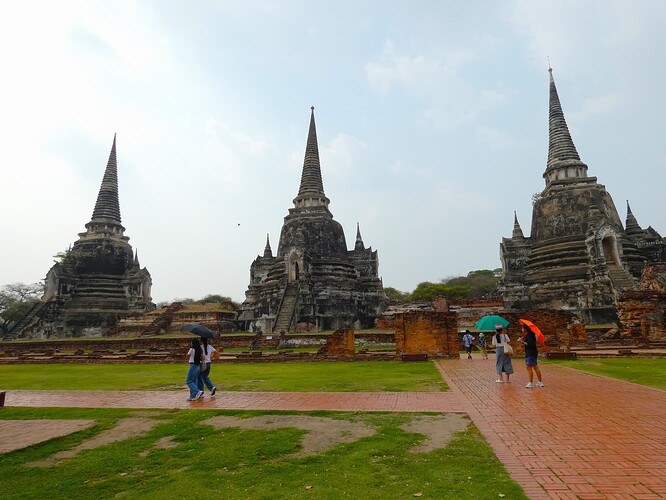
<box><xmin>499</xmin><ymin>69</ymin><xmax>665</xmax><ymax>323</ymax></box>
<box><xmin>239</xmin><ymin>108</ymin><xmax>385</xmax><ymax>333</ymax></box>
<box><xmin>11</xmin><ymin>136</ymin><xmax>154</xmax><ymax>338</ymax></box>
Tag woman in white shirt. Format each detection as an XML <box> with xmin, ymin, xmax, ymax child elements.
<box><xmin>185</xmin><ymin>339</ymin><xmax>204</xmax><ymax>401</ymax></box>
<box><xmin>491</xmin><ymin>327</ymin><xmax>514</xmax><ymax>383</ymax></box>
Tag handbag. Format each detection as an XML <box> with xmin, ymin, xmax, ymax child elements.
<box><xmin>504</xmin><ymin>344</ymin><xmax>514</xmax><ymax>356</ymax></box>
<box><xmin>200</xmin><ymin>345</ymin><xmax>209</xmax><ymax>373</ymax></box>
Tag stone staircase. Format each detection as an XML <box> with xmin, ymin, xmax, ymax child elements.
<box><xmin>272</xmin><ymin>283</ymin><xmax>298</xmax><ymax>334</ymax></box>
<box><xmin>607</xmin><ymin>265</ymin><xmax>637</xmax><ymax>291</ymax></box>
<box><xmin>250</xmin><ymin>331</ymin><xmax>283</xmax><ymax>350</ymax></box>
<box><xmin>6</xmin><ymin>300</ymin><xmax>47</xmax><ymax>338</ymax></box>
<box><xmin>141</xmin><ymin>302</ymin><xmax>183</xmax><ymax>336</ymax></box>
<box><xmin>72</xmin><ymin>276</ymin><xmax>127</xmax><ymax>299</ymax></box>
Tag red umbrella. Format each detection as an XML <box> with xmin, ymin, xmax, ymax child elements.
<box><xmin>518</xmin><ymin>318</ymin><xmax>545</xmax><ymax>344</ymax></box>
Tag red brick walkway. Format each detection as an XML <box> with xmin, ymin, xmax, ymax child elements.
<box><xmin>3</xmin><ymin>359</ymin><xmax>666</xmax><ymax>499</ymax></box>
<box><xmin>5</xmin><ymin>389</ymin><xmax>465</xmax><ymax>412</ymax></box>
<box><xmin>437</xmin><ymin>358</ymin><xmax>666</xmax><ymax>499</ymax></box>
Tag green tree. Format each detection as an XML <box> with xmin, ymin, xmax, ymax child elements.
<box><xmin>52</xmin><ymin>249</ymin><xmax>72</xmax><ymax>265</ymax></box>
<box><xmin>532</xmin><ymin>192</ymin><xmax>542</xmax><ymax>205</ymax></box>
<box><xmin>383</xmin><ymin>287</ymin><xmax>408</xmax><ymax>302</ymax></box>
<box><xmin>195</xmin><ymin>294</ymin><xmax>240</xmax><ymax>308</ymax></box>
<box><xmin>196</xmin><ymin>294</ymin><xmax>233</xmax><ymax>304</ymax></box>
<box><xmin>409</xmin><ymin>282</ymin><xmax>471</xmax><ymax>301</ymax></box>
<box><xmin>172</xmin><ymin>297</ymin><xmax>195</xmax><ymax>305</ymax></box>
<box><xmin>163</xmin><ymin>294</ymin><xmax>240</xmax><ymax>309</ymax></box>
<box><xmin>0</xmin><ymin>282</ymin><xmax>42</xmax><ymax>334</ymax></box>
<box><xmin>442</xmin><ymin>269</ymin><xmax>499</xmax><ymax>298</ymax></box>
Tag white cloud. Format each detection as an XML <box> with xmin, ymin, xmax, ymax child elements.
<box><xmin>365</xmin><ymin>42</ymin><xmax>460</xmax><ymax>96</ymax></box>
<box><xmin>365</xmin><ymin>39</ymin><xmax>505</xmax><ymax>129</ymax></box>
<box><xmin>570</xmin><ymin>93</ymin><xmax>623</xmax><ymax>122</ymax></box>
<box><xmin>320</xmin><ymin>134</ymin><xmax>369</xmax><ymax>178</ymax></box>
<box><xmin>476</xmin><ymin>127</ymin><xmax>514</xmax><ymax>150</ymax></box>
<box><xmin>388</xmin><ymin>160</ymin><xmax>404</xmax><ymax>174</ymax></box>
<box><xmin>509</xmin><ymin>0</ymin><xmax>666</xmax><ymax>74</ymax></box>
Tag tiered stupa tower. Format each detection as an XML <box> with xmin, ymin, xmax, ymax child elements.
<box><xmin>240</xmin><ymin>108</ymin><xmax>384</xmax><ymax>333</ymax></box>
<box><xmin>12</xmin><ymin>136</ymin><xmax>153</xmax><ymax>338</ymax></box>
<box><xmin>499</xmin><ymin>69</ymin><xmax>664</xmax><ymax>323</ymax></box>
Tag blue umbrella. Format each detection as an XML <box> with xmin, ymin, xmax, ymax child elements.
<box><xmin>183</xmin><ymin>323</ymin><xmax>216</xmax><ymax>339</ymax></box>
<box><xmin>475</xmin><ymin>315</ymin><xmax>510</xmax><ymax>331</ymax></box>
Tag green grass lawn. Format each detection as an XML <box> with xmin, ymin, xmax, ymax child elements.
<box><xmin>0</xmin><ymin>407</ymin><xmax>526</xmax><ymax>499</ymax></box>
<box><xmin>546</xmin><ymin>357</ymin><xmax>666</xmax><ymax>389</ymax></box>
<box><xmin>0</xmin><ymin>361</ymin><xmax>448</xmax><ymax>392</ymax></box>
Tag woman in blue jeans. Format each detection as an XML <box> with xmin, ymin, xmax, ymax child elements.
<box><xmin>185</xmin><ymin>338</ymin><xmax>204</xmax><ymax>401</ymax></box>
<box><xmin>197</xmin><ymin>338</ymin><xmax>217</xmax><ymax>396</ymax></box>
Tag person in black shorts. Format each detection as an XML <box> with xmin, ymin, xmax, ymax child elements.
<box><xmin>462</xmin><ymin>330</ymin><xmax>475</xmax><ymax>359</ymax></box>
<box><xmin>520</xmin><ymin>324</ymin><xmax>544</xmax><ymax>388</ymax></box>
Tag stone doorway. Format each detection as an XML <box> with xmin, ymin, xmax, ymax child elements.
<box><xmin>288</xmin><ymin>252</ymin><xmax>301</xmax><ymax>282</ymax></box>
<box><xmin>601</xmin><ymin>235</ymin><xmax>621</xmax><ymax>267</ymax></box>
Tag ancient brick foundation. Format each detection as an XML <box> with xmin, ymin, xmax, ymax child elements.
<box><xmin>431</xmin><ymin>296</ymin><xmax>449</xmax><ymax>312</ymax></box>
<box><xmin>394</xmin><ymin>311</ymin><xmax>459</xmax><ymax>358</ymax></box>
<box><xmin>318</xmin><ymin>327</ymin><xmax>355</xmax><ymax>355</ymax></box>
<box><xmin>451</xmin><ymin>297</ymin><xmax>504</xmax><ymax>309</ymax></box>
<box><xmin>614</xmin><ymin>264</ymin><xmax>666</xmax><ymax>343</ymax></box>
<box><xmin>375</xmin><ymin>317</ymin><xmax>394</xmax><ymax>330</ymax></box>
<box><xmin>616</xmin><ymin>291</ymin><xmax>666</xmax><ymax>342</ymax></box>
<box><xmin>493</xmin><ymin>309</ymin><xmax>579</xmax><ymax>355</ymax></box>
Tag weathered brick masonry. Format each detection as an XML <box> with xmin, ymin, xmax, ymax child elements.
<box><xmin>318</xmin><ymin>327</ymin><xmax>355</xmax><ymax>355</ymax></box>
<box><xmin>394</xmin><ymin>311</ymin><xmax>459</xmax><ymax>358</ymax></box>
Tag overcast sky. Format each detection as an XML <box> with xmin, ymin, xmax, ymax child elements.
<box><xmin>1</xmin><ymin>1</ymin><xmax>665</xmax><ymax>304</ymax></box>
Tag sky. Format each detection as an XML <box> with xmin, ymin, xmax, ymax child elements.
<box><xmin>1</xmin><ymin>0</ymin><xmax>665</xmax><ymax>305</ymax></box>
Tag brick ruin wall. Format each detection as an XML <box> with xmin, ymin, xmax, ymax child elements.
<box><xmin>450</xmin><ymin>297</ymin><xmax>505</xmax><ymax>309</ymax></box>
<box><xmin>9</xmin><ymin>306</ymin><xmax>643</xmax><ymax>365</ymax></box>
<box><xmin>615</xmin><ymin>263</ymin><xmax>666</xmax><ymax>342</ymax></box>
<box><xmin>616</xmin><ymin>291</ymin><xmax>666</xmax><ymax>342</ymax></box>
<box><xmin>498</xmin><ymin>309</ymin><xmax>579</xmax><ymax>355</ymax></box>
<box><xmin>318</xmin><ymin>327</ymin><xmax>356</xmax><ymax>355</ymax></box>
<box><xmin>394</xmin><ymin>311</ymin><xmax>459</xmax><ymax>358</ymax></box>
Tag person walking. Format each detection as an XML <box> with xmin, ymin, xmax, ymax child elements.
<box><xmin>492</xmin><ymin>327</ymin><xmax>514</xmax><ymax>383</ymax></box>
<box><xmin>520</xmin><ymin>324</ymin><xmax>544</xmax><ymax>388</ymax></box>
<box><xmin>462</xmin><ymin>330</ymin><xmax>475</xmax><ymax>359</ymax></box>
<box><xmin>478</xmin><ymin>332</ymin><xmax>489</xmax><ymax>359</ymax></box>
<box><xmin>197</xmin><ymin>337</ymin><xmax>217</xmax><ymax>396</ymax></box>
<box><xmin>185</xmin><ymin>338</ymin><xmax>204</xmax><ymax>401</ymax></box>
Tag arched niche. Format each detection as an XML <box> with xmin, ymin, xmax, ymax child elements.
<box><xmin>287</xmin><ymin>251</ymin><xmax>302</xmax><ymax>282</ymax></box>
<box><xmin>601</xmin><ymin>234</ymin><xmax>621</xmax><ymax>267</ymax></box>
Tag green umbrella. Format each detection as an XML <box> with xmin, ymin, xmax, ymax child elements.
<box><xmin>475</xmin><ymin>314</ymin><xmax>510</xmax><ymax>331</ymax></box>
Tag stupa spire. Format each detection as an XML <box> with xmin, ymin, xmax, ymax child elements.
<box><xmin>544</xmin><ymin>68</ymin><xmax>588</xmax><ymax>186</ymax></box>
<box><xmin>512</xmin><ymin>211</ymin><xmax>525</xmax><ymax>239</ymax></box>
<box><xmin>625</xmin><ymin>201</ymin><xmax>642</xmax><ymax>235</ymax></box>
<box><xmin>263</xmin><ymin>233</ymin><xmax>273</xmax><ymax>257</ymax></box>
<box><xmin>355</xmin><ymin>222</ymin><xmax>365</xmax><ymax>250</ymax></box>
<box><xmin>91</xmin><ymin>134</ymin><xmax>122</xmax><ymax>224</ymax></box>
<box><xmin>293</xmin><ymin>107</ymin><xmax>330</xmax><ymax>209</ymax></box>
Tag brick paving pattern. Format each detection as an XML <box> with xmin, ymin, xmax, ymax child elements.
<box><xmin>0</xmin><ymin>419</ymin><xmax>96</xmax><ymax>453</ymax></box>
<box><xmin>5</xmin><ymin>390</ymin><xmax>466</xmax><ymax>413</ymax></box>
<box><xmin>437</xmin><ymin>358</ymin><xmax>666</xmax><ymax>499</ymax></box>
<box><xmin>3</xmin><ymin>357</ymin><xmax>666</xmax><ymax>498</ymax></box>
